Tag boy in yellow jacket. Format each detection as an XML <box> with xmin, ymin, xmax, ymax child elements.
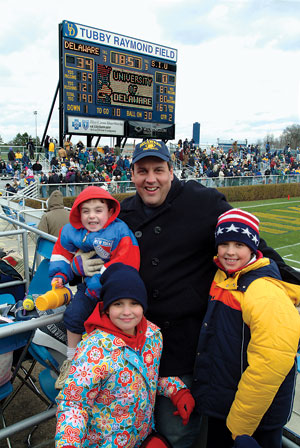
<box><xmin>193</xmin><ymin>209</ymin><xmax>300</xmax><ymax>448</ymax></box>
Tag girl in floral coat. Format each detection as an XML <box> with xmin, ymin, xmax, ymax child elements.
<box><xmin>55</xmin><ymin>263</ymin><xmax>195</xmax><ymax>448</ymax></box>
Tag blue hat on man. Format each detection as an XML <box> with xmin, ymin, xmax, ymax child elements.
<box><xmin>132</xmin><ymin>140</ymin><xmax>170</xmax><ymax>164</ymax></box>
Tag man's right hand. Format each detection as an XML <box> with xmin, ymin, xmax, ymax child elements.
<box><xmin>72</xmin><ymin>250</ymin><xmax>104</xmax><ymax>277</ymax></box>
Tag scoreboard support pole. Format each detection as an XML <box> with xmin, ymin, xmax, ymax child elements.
<box><xmin>87</xmin><ymin>135</ymin><xmax>93</xmax><ymax>148</ymax></box>
<box><xmin>94</xmin><ymin>136</ymin><xmax>101</xmax><ymax>148</ymax></box>
<box><xmin>116</xmin><ymin>137</ymin><xmax>122</xmax><ymax>149</ymax></box>
<box><xmin>41</xmin><ymin>80</ymin><xmax>59</xmax><ymax>147</ymax></box>
<box><xmin>116</xmin><ymin>137</ymin><xmax>128</xmax><ymax>149</ymax></box>
<box><xmin>121</xmin><ymin>137</ymin><xmax>127</xmax><ymax>149</ymax></box>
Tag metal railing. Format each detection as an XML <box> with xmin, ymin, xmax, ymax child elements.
<box><xmin>175</xmin><ymin>173</ymin><xmax>300</xmax><ymax>188</ymax></box>
<box><xmin>35</xmin><ymin>174</ymin><xmax>300</xmax><ymax>199</ymax></box>
<box><xmin>0</xmin><ymin>214</ymin><xmax>57</xmax><ymax>292</ymax></box>
<box><xmin>7</xmin><ymin>182</ymin><xmax>40</xmax><ymax>200</ymax></box>
<box><xmin>36</xmin><ymin>180</ymin><xmax>135</xmax><ymax>198</ymax></box>
<box><xmin>2</xmin><ymin>173</ymin><xmax>300</xmax><ymax>203</ymax></box>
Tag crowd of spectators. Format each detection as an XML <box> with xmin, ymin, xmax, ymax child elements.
<box><xmin>2</xmin><ymin>138</ymin><xmax>300</xmax><ymax>197</ymax></box>
<box><xmin>1</xmin><ymin>140</ymin><xmax>133</xmax><ymax>196</ymax></box>
<box><xmin>173</xmin><ymin>138</ymin><xmax>300</xmax><ymax>180</ymax></box>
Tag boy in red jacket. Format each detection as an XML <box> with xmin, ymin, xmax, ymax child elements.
<box><xmin>49</xmin><ymin>186</ymin><xmax>140</xmax><ymax>389</ymax></box>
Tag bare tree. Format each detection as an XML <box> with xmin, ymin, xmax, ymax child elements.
<box><xmin>258</xmin><ymin>124</ymin><xmax>300</xmax><ymax>150</ymax></box>
<box><xmin>263</xmin><ymin>133</ymin><xmax>277</xmax><ymax>150</ymax></box>
<box><xmin>281</xmin><ymin>124</ymin><xmax>300</xmax><ymax>149</ymax></box>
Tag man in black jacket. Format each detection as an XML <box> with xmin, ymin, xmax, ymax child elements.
<box><xmin>0</xmin><ymin>158</ymin><xmax>6</xmax><ymax>175</ymax></box>
<box><xmin>118</xmin><ymin>140</ymin><xmax>230</xmax><ymax>447</ymax></box>
<box><xmin>5</xmin><ymin>183</ymin><xmax>17</xmax><ymax>196</ymax></box>
<box><xmin>27</xmin><ymin>138</ymin><xmax>35</xmax><ymax>159</ymax></box>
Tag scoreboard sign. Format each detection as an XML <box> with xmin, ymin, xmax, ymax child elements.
<box><xmin>59</xmin><ymin>21</ymin><xmax>177</xmax><ymax>140</ymax></box>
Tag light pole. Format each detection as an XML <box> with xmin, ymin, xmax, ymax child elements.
<box><xmin>33</xmin><ymin>111</ymin><xmax>37</xmax><ymax>151</ymax></box>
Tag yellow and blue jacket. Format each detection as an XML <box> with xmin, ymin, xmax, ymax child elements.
<box><xmin>193</xmin><ymin>256</ymin><xmax>300</xmax><ymax>437</ymax></box>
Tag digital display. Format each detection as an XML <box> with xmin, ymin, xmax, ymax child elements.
<box><xmin>59</xmin><ymin>21</ymin><xmax>177</xmax><ymax>139</ymax></box>
<box><xmin>65</xmin><ymin>54</ymin><xmax>94</xmax><ymax>71</ymax></box>
<box><xmin>111</xmin><ymin>51</ymin><xmax>142</xmax><ymax>69</ymax></box>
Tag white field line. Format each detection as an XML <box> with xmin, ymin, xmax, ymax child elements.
<box><xmin>241</xmin><ymin>200</ymin><xmax>300</xmax><ymax>209</ymax></box>
<box><xmin>239</xmin><ymin>200</ymin><xmax>300</xmax><ymax>260</ymax></box>
<box><xmin>281</xmin><ymin>257</ymin><xmax>300</xmax><ymax>265</ymax></box>
<box><xmin>275</xmin><ymin>242</ymin><xmax>300</xmax><ymax>250</ymax></box>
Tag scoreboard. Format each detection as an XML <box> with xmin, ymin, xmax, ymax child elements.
<box><xmin>59</xmin><ymin>21</ymin><xmax>177</xmax><ymax>140</ymax></box>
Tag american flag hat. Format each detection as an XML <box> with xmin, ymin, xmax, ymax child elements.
<box><xmin>215</xmin><ymin>208</ymin><xmax>260</xmax><ymax>253</ymax></box>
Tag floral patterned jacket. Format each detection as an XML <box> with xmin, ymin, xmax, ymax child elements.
<box><xmin>55</xmin><ymin>321</ymin><xmax>186</xmax><ymax>448</ymax></box>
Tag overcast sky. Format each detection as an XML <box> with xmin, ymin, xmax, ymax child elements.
<box><xmin>1</xmin><ymin>0</ymin><xmax>300</xmax><ymax>147</ymax></box>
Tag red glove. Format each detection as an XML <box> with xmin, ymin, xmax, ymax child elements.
<box><xmin>171</xmin><ymin>388</ymin><xmax>195</xmax><ymax>425</ymax></box>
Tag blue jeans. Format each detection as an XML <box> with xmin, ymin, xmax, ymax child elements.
<box><xmin>64</xmin><ymin>283</ymin><xmax>98</xmax><ymax>334</ymax></box>
<box><xmin>154</xmin><ymin>374</ymin><xmax>202</xmax><ymax>448</ymax></box>
<box><xmin>41</xmin><ymin>185</ymin><xmax>47</xmax><ymax>198</ymax></box>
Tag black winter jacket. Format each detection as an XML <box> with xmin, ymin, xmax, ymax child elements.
<box><xmin>119</xmin><ymin>177</ymin><xmax>231</xmax><ymax>376</ymax></box>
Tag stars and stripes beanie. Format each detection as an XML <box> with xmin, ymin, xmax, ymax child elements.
<box><xmin>215</xmin><ymin>208</ymin><xmax>260</xmax><ymax>253</ymax></box>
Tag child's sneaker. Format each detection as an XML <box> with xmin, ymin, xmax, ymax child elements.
<box><xmin>55</xmin><ymin>359</ymin><xmax>72</xmax><ymax>390</ymax></box>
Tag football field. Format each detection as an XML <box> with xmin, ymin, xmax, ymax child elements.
<box><xmin>231</xmin><ymin>197</ymin><xmax>300</xmax><ymax>270</ymax></box>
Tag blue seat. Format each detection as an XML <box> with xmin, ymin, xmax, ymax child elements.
<box><xmin>0</xmin><ymin>295</ymin><xmax>15</xmax><ymax>320</ymax></box>
<box><xmin>28</xmin><ymin>342</ymin><xmax>59</xmax><ymax>374</ymax></box>
<box><xmin>1</xmin><ymin>205</ymin><xmax>36</xmax><ymax>228</ymax></box>
<box><xmin>1</xmin><ymin>205</ymin><xmax>17</xmax><ymax>220</ymax></box>
<box><xmin>1</xmin><ymin>205</ymin><xmax>18</xmax><ymax>231</ymax></box>
<box><xmin>38</xmin><ymin>368</ymin><xmax>58</xmax><ymax>404</ymax></box>
<box><xmin>25</xmin><ymin>344</ymin><xmax>60</xmax><ymax>447</ymax></box>
<box><xmin>0</xmin><ymin>322</ymin><xmax>34</xmax><ymax>447</ymax></box>
<box><xmin>26</xmin><ymin>366</ymin><xmax>58</xmax><ymax>447</ymax></box>
<box><xmin>34</xmin><ymin>237</ymin><xmax>55</xmax><ymax>260</ymax></box>
<box><xmin>0</xmin><ymin>294</ymin><xmax>15</xmax><ymax>305</ymax></box>
<box><xmin>18</xmin><ymin>214</ymin><xmax>36</xmax><ymax>228</ymax></box>
<box><xmin>29</xmin><ymin>237</ymin><xmax>55</xmax><ymax>296</ymax></box>
<box><xmin>28</xmin><ymin>260</ymin><xmax>52</xmax><ymax>296</ymax></box>
<box><xmin>16</xmin><ymin>341</ymin><xmax>60</xmax><ymax>410</ymax></box>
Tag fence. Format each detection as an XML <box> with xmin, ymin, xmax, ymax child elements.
<box><xmin>2</xmin><ymin>175</ymin><xmax>300</xmax><ymax>201</ymax></box>
<box><xmin>32</xmin><ymin>173</ymin><xmax>300</xmax><ymax>199</ymax></box>
<box><xmin>0</xmin><ymin>145</ymin><xmax>44</xmax><ymax>159</ymax></box>
<box><xmin>190</xmin><ymin>173</ymin><xmax>300</xmax><ymax>188</ymax></box>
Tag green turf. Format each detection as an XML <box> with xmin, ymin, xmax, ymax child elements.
<box><xmin>231</xmin><ymin>197</ymin><xmax>300</xmax><ymax>269</ymax></box>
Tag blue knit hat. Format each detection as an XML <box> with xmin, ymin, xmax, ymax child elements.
<box><xmin>100</xmin><ymin>263</ymin><xmax>147</xmax><ymax>311</ymax></box>
<box><xmin>215</xmin><ymin>208</ymin><xmax>260</xmax><ymax>254</ymax></box>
